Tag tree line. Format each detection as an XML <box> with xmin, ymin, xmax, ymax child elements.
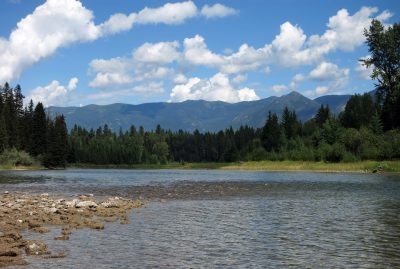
<box><xmin>0</xmin><ymin>83</ymin><xmax>67</xmax><ymax>168</ymax></box>
<box><xmin>0</xmin><ymin>19</ymin><xmax>398</xmax><ymax>167</ymax></box>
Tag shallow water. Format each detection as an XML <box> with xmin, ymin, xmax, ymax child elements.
<box><xmin>2</xmin><ymin>169</ymin><xmax>400</xmax><ymax>268</ymax></box>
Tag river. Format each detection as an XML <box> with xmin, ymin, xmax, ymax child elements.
<box><xmin>1</xmin><ymin>169</ymin><xmax>400</xmax><ymax>268</ymax></box>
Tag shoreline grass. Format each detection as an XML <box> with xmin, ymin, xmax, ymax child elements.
<box><xmin>0</xmin><ymin>164</ymin><xmax>44</xmax><ymax>170</ymax></box>
<box><xmin>1</xmin><ymin>161</ymin><xmax>399</xmax><ymax>173</ymax></box>
<box><xmin>68</xmin><ymin>160</ymin><xmax>400</xmax><ymax>173</ymax></box>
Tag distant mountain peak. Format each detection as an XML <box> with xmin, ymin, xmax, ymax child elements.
<box><xmin>49</xmin><ymin>92</ymin><xmax>351</xmax><ymax>132</ymax></box>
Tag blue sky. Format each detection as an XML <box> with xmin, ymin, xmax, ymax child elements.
<box><xmin>0</xmin><ymin>0</ymin><xmax>398</xmax><ymax>107</ymax></box>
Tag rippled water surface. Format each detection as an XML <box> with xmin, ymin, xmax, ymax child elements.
<box><xmin>2</xmin><ymin>169</ymin><xmax>400</xmax><ymax>268</ymax></box>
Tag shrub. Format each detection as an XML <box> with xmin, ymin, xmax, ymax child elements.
<box><xmin>0</xmin><ymin>148</ymin><xmax>35</xmax><ymax>166</ymax></box>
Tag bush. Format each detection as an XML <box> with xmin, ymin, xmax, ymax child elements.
<box><xmin>0</xmin><ymin>148</ymin><xmax>35</xmax><ymax>166</ymax></box>
<box><xmin>317</xmin><ymin>143</ymin><xmax>347</xmax><ymax>163</ymax></box>
<box><xmin>250</xmin><ymin>147</ymin><xmax>268</xmax><ymax>161</ymax></box>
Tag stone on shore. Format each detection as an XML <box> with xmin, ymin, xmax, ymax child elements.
<box><xmin>25</xmin><ymin>241</ymin><xmax>50</xmax><ymax>256</ymax></box>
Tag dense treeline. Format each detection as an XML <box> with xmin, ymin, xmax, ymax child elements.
<box><xmin>0</xmin><ymin>83</ymin><xmax>68</xmax><ymax>168</ymax></box>
<box><xmin>0</xmin><ymin>19</ymin><xmax>398</xmax><ymax>167</ymax></box>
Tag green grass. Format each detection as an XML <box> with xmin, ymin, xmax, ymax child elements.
<box><xmin>69</xmin><ymin>160</ymin><xmax>400</xmax><ymax>173</ymax></box>
<box><xmin>220</xmin><ymin>160</ymin><xmax>400</xmax><ymax>173</ymax></box>
<box><xmin>0</xmin><ymin>164</ymin><xmax>43</xmax><ymax>170</ymax></box>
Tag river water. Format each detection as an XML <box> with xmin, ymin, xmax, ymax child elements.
<box><xmin>1</xmin><ymin>169</ymin><xmax>400</xmax><ymax>268</ymax></box>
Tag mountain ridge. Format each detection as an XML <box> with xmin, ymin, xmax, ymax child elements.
<box><xmin>48</xmin><ymin>91</ymin><xmax>352</xmax><ymax>132</ymax></box>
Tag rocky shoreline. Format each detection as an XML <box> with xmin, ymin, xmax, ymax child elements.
<box><xmin>0</xmin><ymin>191</ymin><xmax>143</xmax><ymax>267</ymax></box>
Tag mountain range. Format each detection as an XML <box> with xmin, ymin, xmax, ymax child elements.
<box><xmin>48</xmin><ymin>91</ymin><xmax>352</xmax><ymax>132</ymax></box>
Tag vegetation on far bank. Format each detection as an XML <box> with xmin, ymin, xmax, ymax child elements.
<box><xmin>68</xmin><ymin>160</ymin><xmax>400</xmax><ymax>173</ymax></box>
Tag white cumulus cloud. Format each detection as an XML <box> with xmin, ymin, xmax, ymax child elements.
<box><xmin>201</xmin><ymin>4</ymin><xmax>238</xmax><ymax>19</ymax></box>
<box><xmin>309</xmin><ymin>61</ymin><xmax>349</xmax><ymax>81</ymax></box>
<box><xmin>134</xmin><ymin>41</ymin><xmax>180</xmax><ymax>64</ymax></box>
<box><xmin>135</xmin><ymin>1</ymin><xmax>197</xmax><ymax>25</ymax></box>
<box><xmin>170</xmin><ymin>73</ymin><xmax>259</xmax><ymax>103</ymax></box>
<box><xmin>27</xmin><ymin>77</ymin><xmax>78</xmax><ymax>107</ymax></box>
<box><xmin>183</xmin><ymin>35</ymin><xmax>225</xmax><ymax>66</ymax></box>
<box><xmin>0</xmin><ymin>0</ymin><xmax>99</xmax><ymax>83</ymax></box>
<box><xmin>0</xmin><ymin>0</ymin><xmax>238</xmax><ymax>84</ymax></box>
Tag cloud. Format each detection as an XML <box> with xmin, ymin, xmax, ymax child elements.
<box><xmin>183</xmin><ymin>35</ymin><xmax>224</xmax><ymax>66</ymax></box>
<box><xmin>89</xmin><ymin>73</ymin><xmax>133</xmax><ymax>88</ymax></box>
<box><xmin>356</xmin><ymin>56</ymin><xmax>373</xmax><ymax>80</ymax></box>
<box><xmin>271</xmin><ymin>84</ymin><xmax>288</xmax><ymax>93</ymax></box>
<box><xmin>173</xmin><ymin>74</ymin><xmax>188</xmax><ymax>84</ymax></box>
<box><xmin>89</xmin><ymin>40</ymin><xmax>180</xmax><ymax>89</ymax></box>
<box><xmin>87</xmin><ymin>82</ymin><xmax>164</xmax><ymax>104</ymax></box>
<box><xmin>0</xmin><ymin>0</ymin><xmax>99</xmax><ymax>83</ymax></box>
<box><xmin>221</xmin><ymin>43</ymin><xmax>271</xmax><ymax>74</ymax></box>
<box><xmin>0</xmin><ymin>0</ymin><xmax>238</xmax><ymax>84</ymax></box>
<box><xmin>98</xmin><ymin>1</ymin><xmax>199</xmax><ymax>35</ymax></box>
<box><xmin>132</xmin><ymin>82</ymin><xmax>164</xmax><ymax>94</ymax></box>
<box><xmin>27</xmin><ymin>77</ymin><xmax>78</xmax><ymax>106</ymax></box>
<box><xmin>133</xmin><ymin>41</ymin><xmax>180</xmax><ymax>64</ymax></box>
<box><xmin>315</xmin><ymin>86</ymin><xmax>329</xmax><ymax>95</ymax></box>
<box><xmin>201</xmin><ymin>4</ymin><xmax>238</xmax><ymax>19</ymax></box>
<box><xmin>98</xmin><ymin>13</ymin><xmax>136</xmax><ymax>35</ymax></box>
<box><xmin>136</xmin><ymin>1</ymin><xmax>197</xmax><ymax>25</ymax></box>
<box><xmin>309</xmin><ymin>61</ymin><xmax>349</xmax><ymax>81</ymax></box>
<box><xmin>170</xmin><ymin>73</ymin><xmax>259</xmax><ymax>103</ymax></box>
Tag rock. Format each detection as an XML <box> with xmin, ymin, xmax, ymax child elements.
<box><xmin>75</xmin><ymin>201</ymin><xmax>97</xmax><ymax>208</ymax></box>
<box><xmin>25</xmin><ymin>241</ymin><xmax>50</xmax><ymax>256</ymax></box>
<box><xmin>100</xmin><ymin>198</ymin><xmax>120</xmax><ymax>208</ymax></box>
<box><xmin>85</xmin><ymin>220</ymin><xmax>104</xmax><ymax>230</ymax></box>
<box><xmin>0</xmin><ymin>250</ymin><xmax>18</xmax><ymax>257</ymax></box>
<box><xmin>45</xmin><ymin>207</ymin><xmax>60</xmax><ymax>214</ymax></box>
<box><xmin>40</xmin><ymin>193</ymin><xmax>49</xmax><ymax>197</ymax></box>
<box><xmin>28</xmin><ymin>221</ymin><xmax>42</xmax><ymax>229</ymax></box>
<box><xmin>43</xmin><ymin>252</ymin><xmax>66</xmax><ymax>259</ymax></box>
<box><xmin>3</xmin><ymin>191</ymin><xmax>9</xmax><ymax>194</ymax></box>
<box><xmin>79</xmin><ymin>195</ymin><xmax>88</xmax><ymax>200</ymax></box>
<box><xmin>65</xmin><ymin>199</ymin><xmax>79</xmax><ymax>207</ymax></box>
<box><xmin>31</xmin><ymin>227</ymin><xmax>50</xmax><ymax>234</ymax></box>
<box><xmin>54</xmin><ymin>235</ymin><xmax>69</xmax><ymax>240</ymax></box>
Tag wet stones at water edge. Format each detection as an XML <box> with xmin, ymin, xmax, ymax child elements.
<box><xmin>0</xmin><ymin>192</ymin><xmax>144</xmax><ymax>267</ymax></box>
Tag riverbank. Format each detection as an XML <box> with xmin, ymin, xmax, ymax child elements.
<box><xmin>0</xmin><ymin>192</ymin><xmax>143</xmax><ymax>267</ymax></box>
<box><xmin>0</xmin><ymin>164</ymin><xmax>43</xmax><ymax>171</ymax></box>
<box><xmin>2</xmin><ymin>160</ymin><xmax>399</xmax><ymax>173</ymax></box>
<box><xmin>69</xmin><ymin>160</ymin><xmax>400</xmax><ymax>173</ymax></box>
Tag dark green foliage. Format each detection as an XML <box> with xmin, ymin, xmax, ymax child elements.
<box><xmin>261</xmin><ymin>112</ymin><xmax>284</xmax><ymax>151</ymax></box>
<box><xmin>281</xmin><ymin>107</ymin><xmax>301</xmax><ymax>139</ymax></box>
<box><xmin>314</xmin><ymin>105</ymin><xmax>331</xmax><ymax>127</ymax></box>
<box><xmin>31</xmin><ymin>103</ymin><xmax>47</xmax><ymax>156</ymax></box>
<box><xmin>43</xmin><ymin>116</ymin><xmax>68</xmax><ymax>168</ymax></box>
<box><xmin>0</xmin><ymin>115</ymin><xmax>8</xmax><ymax>152</ymax></box>
<box><xmin>362</xmin><ymin>19</ymin><xmax>400</xmax><ymax>130</ymax></box>
<box><xmin>0</xmin><ymin>83</ymin><xmax>68</xmax><ymax>167</ymax></box>
<box><xmin>340</xmin><ymin>93</ymin><xmax>377</xmax><ymax>129</ymax></box>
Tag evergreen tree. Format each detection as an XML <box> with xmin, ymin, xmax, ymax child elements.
<box><xmin>31</xmin><ymin>102</ymin><xmax>47</xmax><ymax>156</ymax></box>
<box><xmin>0</xmin><ymin>115</ymin><xmax>8</xmax><ymax>152</ymax></box>
<box><xmin>282</xmin><ymin>107</ymin><xmax>300</xmax><ymax>139</ymax></box>
<box><xmin>261</xmin><ymin>112</ymin><xmax>284</xmax><ymax>151</ymax></box>
<box><xmin>340</xmin><ymin>93</ymin><xmax>377</xmax><ymax>129</ymax></box>
<box><xmin>43</xmin><ymin>115</ymin><xmax>68</xmax><ymax>168</ymax></box>
<box><xmin>314</xmin><ymin>105</ymin><xmax>331</xmax><ymax>127</ymax></box>
<box><xmin>362</xmin><ymin>19</ymin><xmax>400</xmax><ymax>130</ymax></box>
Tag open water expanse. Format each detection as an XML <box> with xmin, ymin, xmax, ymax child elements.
<box><xmin>1</xmin><ymin>169</ymin><xmax>400</xmax><ymax>268</ymax></box>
